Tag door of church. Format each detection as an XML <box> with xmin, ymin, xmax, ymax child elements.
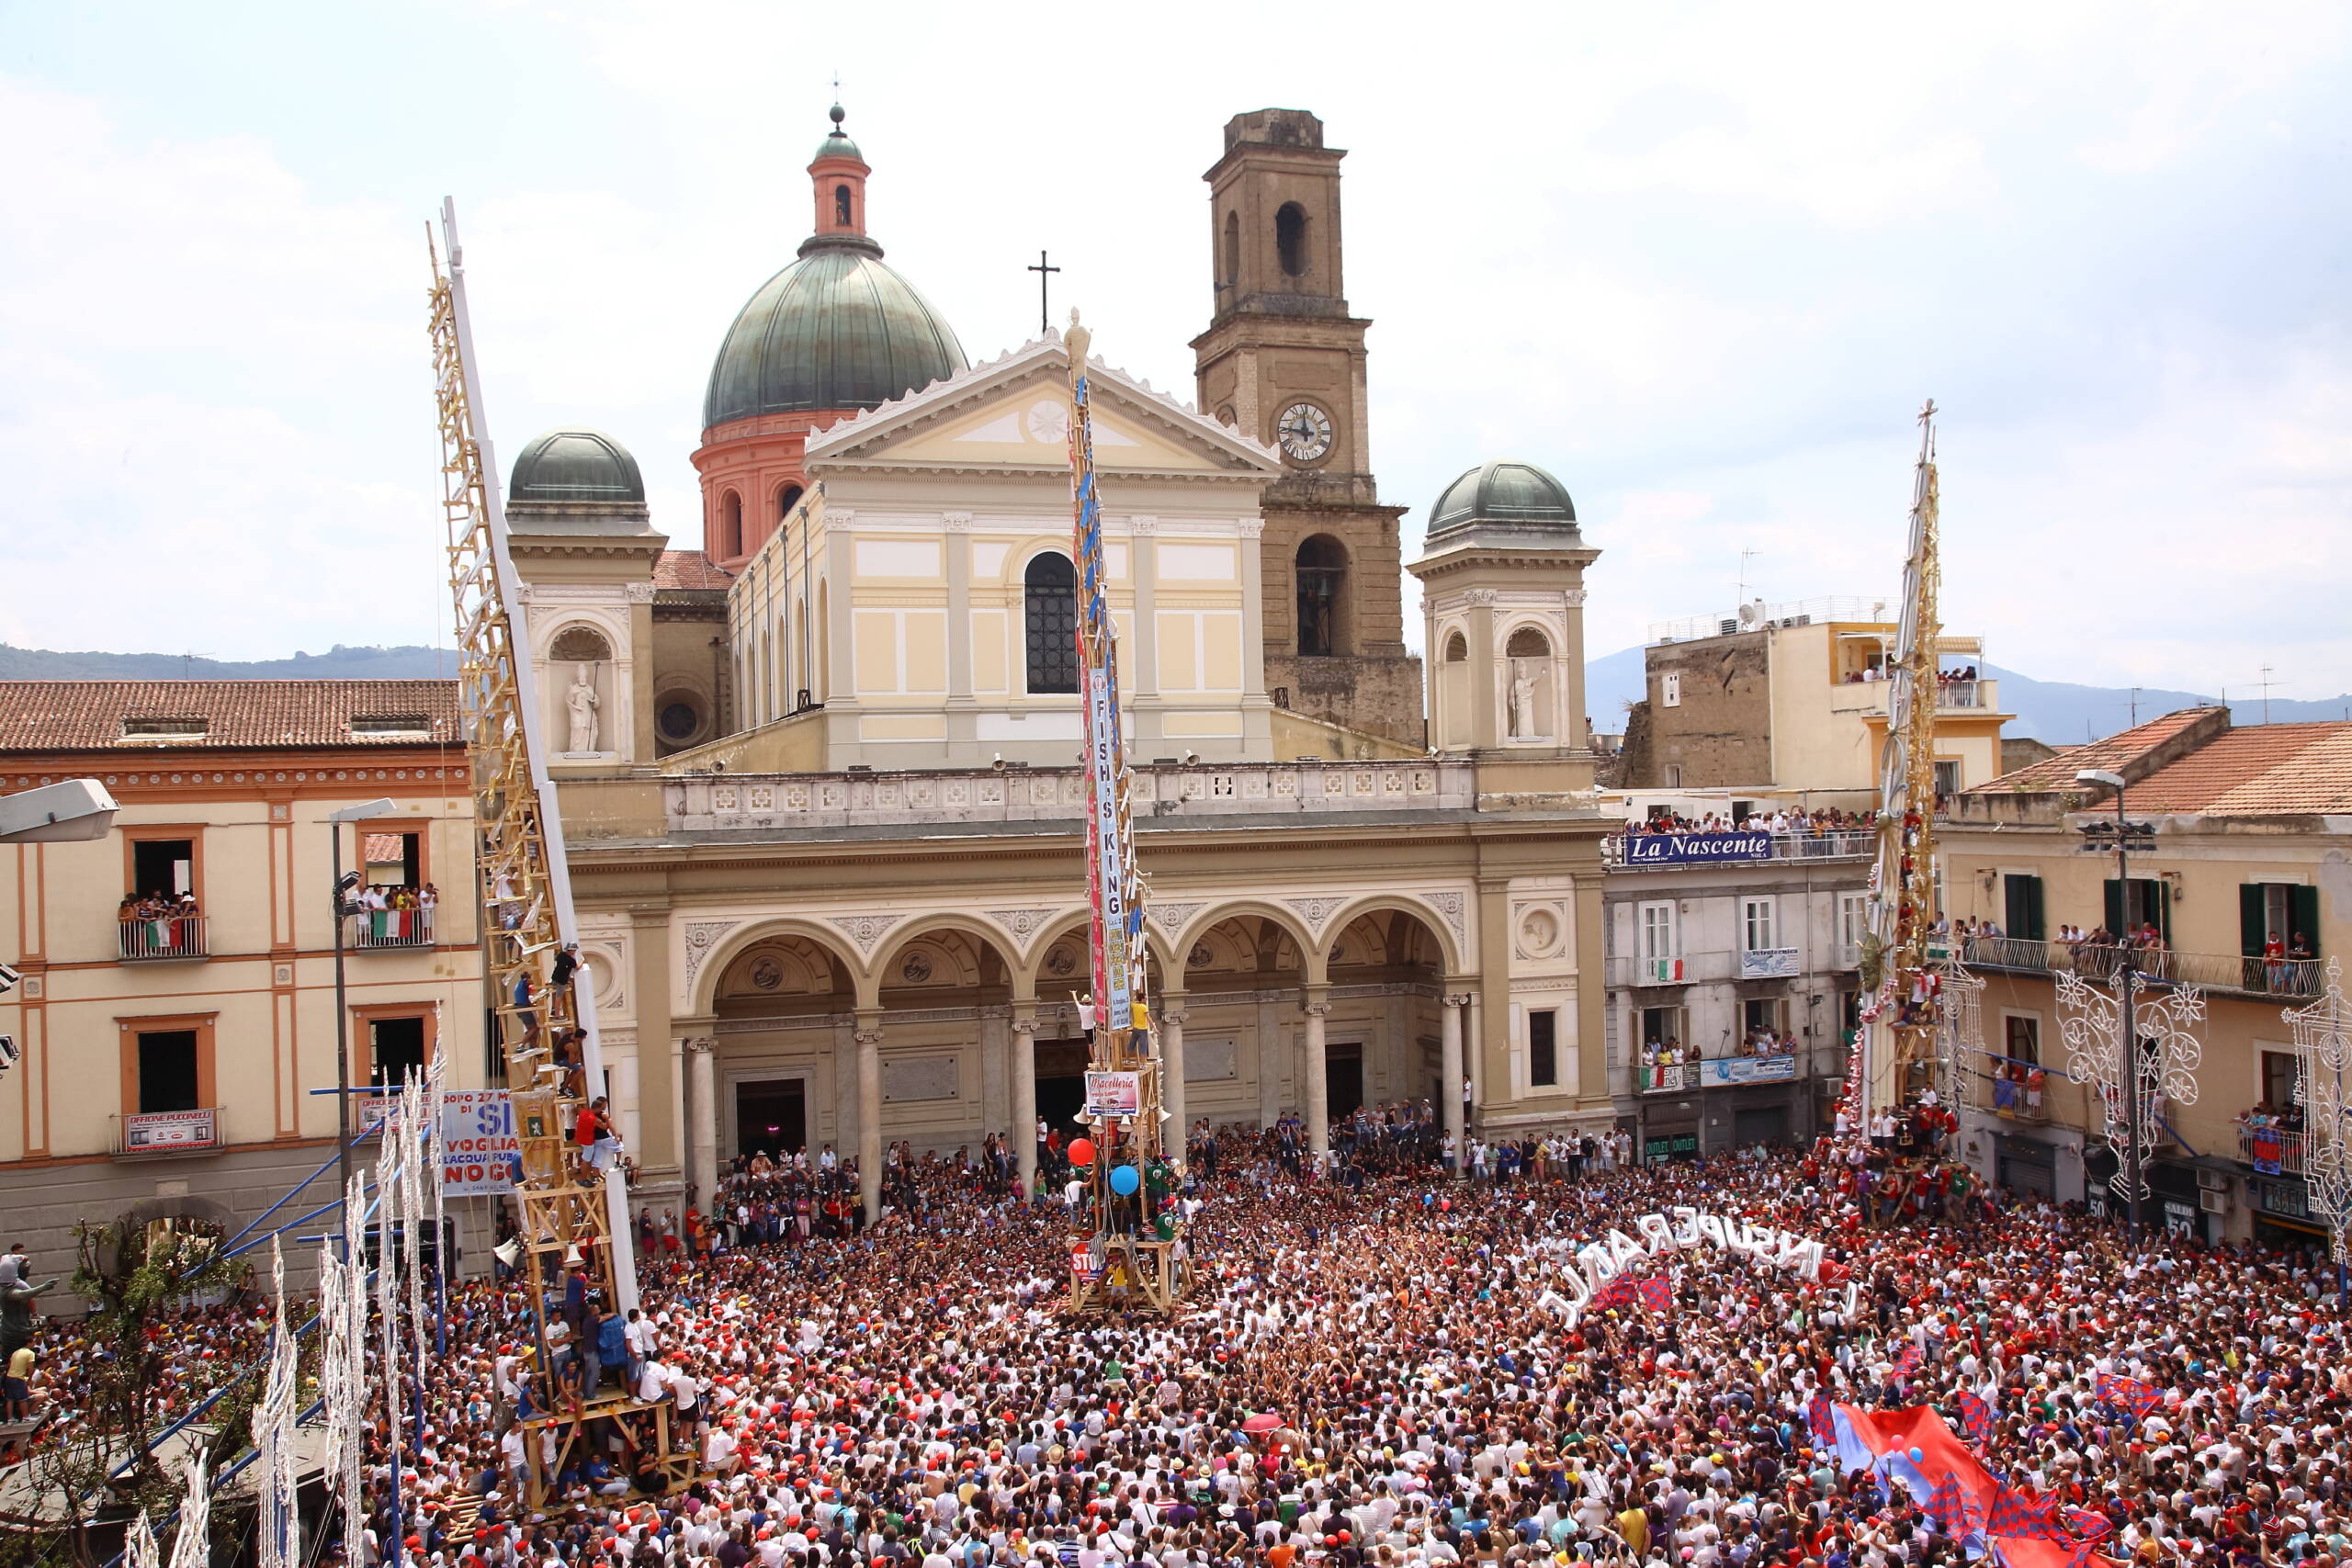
<box><xmin>735</xmin><ymin>1078</ymin><xmax>807</xmax><ymax>1160</ymax></box>
<box><xmin>1035</xmin><ymin>1038</ymin><xmax>1090</xmax><ymax>1139</ymax></box>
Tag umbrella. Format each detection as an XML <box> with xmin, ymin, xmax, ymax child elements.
<box><xmin>1242</xmin><ymin>1413</ymin><xmax>1283</xmax><ymax>1435</ymax></box>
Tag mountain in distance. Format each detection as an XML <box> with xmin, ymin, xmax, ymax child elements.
<box><xmin>1583</xmin><ymin>645</ymin><xmax>2350</xmax><ymax>744</ymax></box>
<box><xmin>0</xmin><ymin>643</ymin><xmax>457</xmax><ymax>681</ymax></box>
<box><xmin>5</xmin><ymin>641</ymin><xmax>2343</xmax><ymax>748</ymax></box>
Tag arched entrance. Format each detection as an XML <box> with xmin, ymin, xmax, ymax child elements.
<box><xmin>713</xmin><ymin>932</ymin><xmax>855</xmax><ymax>1163</ymax></box>
<box><xmin>1170</xmin><ymin>908</ymin><xmax>1314</xmax><ymax>1138</ymax></box>
<box><xmin>1322</xmin><ymin>905</ymin><xmax>1451</xmax><ymax>1128</ymax></box>
<box><xmin>870</xmin><ymin>924</ymin><xmax>1016</xmax><ymax>1165</ymax></box>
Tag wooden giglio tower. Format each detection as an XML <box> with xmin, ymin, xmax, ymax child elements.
<box><xmin>1060</xmin><ymin>315</ymin><xmax>1186</xmax><ymax>1315</ymax></box>
<box><xmin>427</xmin><ymin>202</ymin><xmax>692</xmax><ymax>1500</ymax></box>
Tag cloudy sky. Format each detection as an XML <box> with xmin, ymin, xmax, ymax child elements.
<box><xmin>3</xmin><ymin>2</ymin><xmax>2346</xmax><ymax>696</ymax></box>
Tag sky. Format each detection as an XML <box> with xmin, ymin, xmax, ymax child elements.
<box><xmin>2</xmin><ymin>1</ymin><xmax>2346</xmax><ymax>698</ymax></box>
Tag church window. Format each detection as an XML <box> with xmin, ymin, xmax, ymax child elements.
<box><xmin>834</xmin><ymin>184</ymin><xmax>853</xmax><ymax>227</ymax></box>
<box><xmin>1221</xmin><ymin>210</ymin><xmax>1240</xmax><ymax>295</ymax></box>
<box><xmin>1295</xmin><ymin>535</ymin><xmax>1347</xmax><ymax>657</ymax></box>
<box><xmin>777</xmin><ymin>482</ymin><xmax>805</xmax><ymax>524</ymax></box>
<box><xmin>1023</xmin><ymin>552</ymin><xmax>1080</xmax><ymax>696</ymax></box>
<box><xmin>721</xmin><ymin>491</ymin><xmax>743</xmax><ymax>558</ymax></box>
<box><xmin>1275</xmin><ymin>202</ymin><xmax>1308</xmax><ymax>279</ymax></box>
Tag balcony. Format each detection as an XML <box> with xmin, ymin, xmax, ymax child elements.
<box><xmin>2237</xmin><ymin>1119</ymin><xmax>2306</xmax><ymax>1175</ymax></box>
<box><xmin>1739</xmin><ymin>946</ymin><xmax>1800</xmax><ymax>980</ymax></box>
<box><xmin>1636</xmin><ymin>1054</ymin><xmax>1799</xmax><ymax>1094</ymax></box>
<box><xmin>119</xmin><ymin>916</ymin><xmax>207</xmax><ymax>962</ymax></box>
<box><xmin>1957</xmin><ymin>937</ymin><xmax>2324</xmax><ymax>1000</ymax></box>
<box><xmin>1980</xmin><ymin>1073</ymin><xmax>2050</xmax><ymax>1124</ymax></box>
<box><xmin>343</xmin><ymin>908</ymin><xmax>435</xmax><ymax>950</ymax></box>
<box><xmin>113</xmin><ymin>1106</ymin><xmax>222</xmax><ymax>1157</ymax></box>
<box><xmin>1605</xmin><ymin>830</ymin><xmax>1874</xmax><ymax>869</ymax></box>
<box><xmin>1607</xmin><ymin>950</ymin><xmax>1733</xmax><ymax>987</ymax></box>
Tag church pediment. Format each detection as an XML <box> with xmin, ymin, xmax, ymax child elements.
<box><xmin>803</xmin><ymin>335</ymin><xmax>1279</xmax><ymax>479</ymax></box>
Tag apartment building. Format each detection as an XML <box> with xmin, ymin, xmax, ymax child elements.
<box><xmin>0</xmin><ymin>682</ymin><xmax>490</xmax><ymax>1273</ymax></box>
<box><xmin>1615</xmin><ymin>597</ymin><xmax>2010</xmax><ymax>808</ymax></box>
<box><xmin>1940</xmin><ymin>707</ymin><xmax>2350</xmax><ymax>1246</ymax></box>
<box><xmin>1601</xmin><ymin>824</ymin><xmax>1873</xmax><ymax>1159</ymax></box>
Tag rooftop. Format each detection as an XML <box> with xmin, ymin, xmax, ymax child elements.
<box><xmin>654</xmin><ymin>550</ymin><xmax>734</xmax><ymax>592</ymax></box>
<box><xmin>1966</xmin><ymin>706</ymin><xmax>2352</xmax><ymax>815</ymax></box>
<box><xmin>0</xmin><ymin>680</ymin><xmax>462</xmax><ymax>754</ymax></box>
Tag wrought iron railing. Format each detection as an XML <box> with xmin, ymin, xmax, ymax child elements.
<box><xmin>2237</xmin><ymin>1118</ymin><xmax>2307</xmax><ymax>1175</ymax></box>
<box><xmin>343</xmin><ymin>908</ymin><xmax>435</xmax><ymax>949</ymax></box>
<box><xmin>1959</xmin><ymin>937</ymin><xmax>2323</xmax><ymax>1000</ymax></box>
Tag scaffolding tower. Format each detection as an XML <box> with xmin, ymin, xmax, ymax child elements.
<box><xmin>426</xmin><ymin>201</ymin><xmax>691</xmax><ymax>1501</ymax></box>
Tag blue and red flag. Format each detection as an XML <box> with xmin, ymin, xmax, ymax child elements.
<box><xmin>2093</xmin><ymin>1374</ymin><xmax>2163</xmax><ymax>1421</ymax></box>
<box><xmin>1986</xmin><ymin>1484</ymin><xmax>2061</xmax><ymax>1541</ymax></box>
<box><xmin>1956</xmin><ymin>1389</ymin><xmax>1994</xmax><ymax>1448</ymax></box>
<box><xmin>1807</xmin><ymin>1393</ymin><xmax>1837</xmax><ymax>1450</ymax></box>
<box><xmin>1893</xmin><ymin>1340</ymin><xmax>1925</xmax><ymax>1379</ymax></box>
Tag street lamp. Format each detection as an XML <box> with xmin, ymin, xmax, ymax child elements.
<box><xmin>328</xmin><ymin>798</ymin><xmax>399</xmax><ymax>1226</ymax></box>
<box><xmin>0</xmin><ymin>779</ymin><xmax>118</xmax><ymax>843</ymax></box>
<box><xmin>2075</xmin><ymin>767</ymin><xmax>2156</xmax><ymax>1240</ymax></box>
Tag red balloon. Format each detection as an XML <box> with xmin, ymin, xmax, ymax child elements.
<box><xmin>1069</xmin><ymin>1138</ymin><xmax>1097</xmax><ymax>1166</ymax></box>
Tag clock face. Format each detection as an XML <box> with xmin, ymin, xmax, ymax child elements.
<box><xmin>1276</xmin><ymin>402</ymin><xmax>1333</xmax><ymax>463</ymax></box>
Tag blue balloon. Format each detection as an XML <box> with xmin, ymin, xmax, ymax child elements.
<box><xmin>1109</xmin><ymin>1164</ymin><xmax>1141</xmax><ymax>1195</ymax></box>
<box><xmin>1907</xmin><ymin>1446</ymin><xmax>1924</xmax><ymax>1464</ymax></box>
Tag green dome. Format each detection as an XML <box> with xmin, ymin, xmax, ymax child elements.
<box><xmin>814</xmin><ymin>102</ymin><xmax>862</xmax><ymax>162</ymax></box>
<box><xmin>1429</xmin><ymin>461</ymin><xmax>1577</xmax><ymax>535</ymax></box>
<box><xmin>509</xmin><ymin>428</ymin><xmax>644</xmax><ymax>504</ymax></box>
<box><xmin>703</xmin><ymin>241</ymin><xmax>967</xmax><ymax>428</ymax></box>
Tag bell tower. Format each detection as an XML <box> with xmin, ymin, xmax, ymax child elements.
<box><xmin>1193</xmin><ymin>108</ymin><xmax>1420</xmax><ymax>750</ymax></box>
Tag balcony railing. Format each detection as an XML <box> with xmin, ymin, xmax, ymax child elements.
<box><xmin>119</xmin><ymin>915</ymin><xmax>207</xmax><ymax>961</ymax></box>
<box><xmin>1958</xmin><ymin>937</ymin><xmax>2324</xmax><ymax>1000</ymax></box>
<box><xmin>2237</xmin><ymin>1119</ymin><xmax>2306</xmax><ymax>1175</ymax></box>
<box><xmin>1636</xmin><ymin>1054</ymin><xmax>1799</xmax><ymax>1093</ymax></box>
<box><xmin>1607</xmin><ymin>950</ymin><xmax>1734</xmax><ymax>987</ymax></box>
<box><xmin>1981</xmin><ymin>1073</ymin><xmax>2050</xmax><ymax>1124</ymax></box>
<box><xmin>343</xmin><ymin>908</ymin><xmax>435</xmax><ymax>950</ymax></box>
<box><xmin>1739</xmin><ymin>946</ymin><xmax>1801</xmax><ymax>980</ymax></box>
<box><xmin>113</xmin><ymin>1106</ymin><xmax>222</xmax><ymax>1156</ymax></box>
<box><xmin>1605</xmin><ymin>830</ymin><xmax>1875</xmax><ymax>869</ymax></box>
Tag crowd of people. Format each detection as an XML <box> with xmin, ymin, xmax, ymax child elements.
<box><xmin>9</xmin><ymin>1124</ymin><xmax>2350</xmax><ymax>1568</ymax></box>
<box><xmin>349</xmin><ymin>881</ymin><xmax>441</xmax><ymax>942</ymax></box>
<box><xmin>1621</xmin><ymin>809</ymin><xmax>1871</xmax><ymax>840</ymax></box>
<box><xmin>117</xmin><ymin>888</ymin><xmax>201</xmax><ymax>953</ymax></box>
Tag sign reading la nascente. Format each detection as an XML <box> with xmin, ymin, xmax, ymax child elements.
<box><xmin>1621</xmin><ymin>831</ymin><xmax>1774</xmax><ymax>866</ymax></box>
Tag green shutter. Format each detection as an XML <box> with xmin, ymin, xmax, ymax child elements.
<box><xmin>2291</xmin><ymin>886</ymin><xmax>2321</xmax><ymax>958</ymax></box>
<box><xmin>2024</xmin><ymin>876</ymin><xmax>2045</xmax><ymax>942</ymax></box>
<box><xmin>2103</xmin><ymin>879</ymin><xmax>2122</xmax><ymax>936</ymax></box>
<box><xmin>2241</xmin><ymin>886</ymin><xmax>2267</xmax><ymax>957</ymax></box>
<box><xmin>2152</xmin><ymin>879</ymin><xmax>2170</xmax><ymax>942</ymax></box>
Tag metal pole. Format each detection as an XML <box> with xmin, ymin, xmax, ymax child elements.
<box><xmin>332</xmin><ymin>823</ymin><xmax>354</xmax><ymax>1247</ymax></box>
<box><xmin>2115</xmin><ymin>783</ymin><xmax>2143</xmax><ymax>1245</ymax></box>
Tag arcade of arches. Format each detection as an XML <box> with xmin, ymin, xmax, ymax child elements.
<box><xmin>669</xmin><ymin>900</ymin><xmax>1478</xmax><ymax>1219</ymax></box>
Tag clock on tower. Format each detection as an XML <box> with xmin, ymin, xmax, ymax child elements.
<box><xmin>1192</xmin><ymin>108</ymin><xmax>1420</xmax><ymax>748</ymax></box>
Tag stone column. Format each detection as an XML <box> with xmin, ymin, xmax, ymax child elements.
<box><xmin>684</xmin><ymin>1038</ymin><xmax>718</xmax><ymax>1211</ymax></box>
<box><xmin>1440</xmin><ymin>994</ymin><xmax>1466</xmax><ymax>1175</ymax></box>
<box><xmin>854</xmin><ymin>1009</ymin><xmax>884</xmax><ymax>1223</ymax></box>
<box><xmin>1011</xmin><ymin>1006</ymin><xmax>1039</xmax><ymax>1197</ymax></box>
<box><xmin>1303</xmin><ymin>987</ymin><xmax>1331</xmax><ymax>1160</ymax></box>
<box><xmin>1159</xmin><ymin>994</ymin><xmax>1189</xmax><ymax>1162</ymax></box>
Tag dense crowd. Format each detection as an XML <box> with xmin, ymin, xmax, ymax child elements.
<box><xmin>12</xmin><ymin>1136</ymin><xmax>2352</xmax><ymax>1568</ymax></box>
<box><xmin>1622</xmin><ymin>810</ymin><xmax>1871</xmax><ymax>840</ymax></box>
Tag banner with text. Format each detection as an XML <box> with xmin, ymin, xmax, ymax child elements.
<box><xmin>1621</xmin><ymin>831</ymin><xmax>1774</xmax><ymax>866</ymax></box>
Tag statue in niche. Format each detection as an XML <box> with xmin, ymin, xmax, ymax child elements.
<box><xmin>1507</xmin><ymin>659</ymin><xmax>1542</xmax><ymax>740</ymax></box>
<box><xmin>566</xmin><ymin>665</ymin><xmax>602</xmax><ymax>753</ymax></box>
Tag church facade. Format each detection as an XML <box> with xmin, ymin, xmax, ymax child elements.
<box><xmin>503</xmin><ymin>106</ymin><xmax>1616</xmax><ymax>1220</ymax></box>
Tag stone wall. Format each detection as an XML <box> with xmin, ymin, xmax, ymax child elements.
<box><xmin>1628</xmin><ymin>635</ymin><xmax>1775</xmax><ymax>787</ymax></box>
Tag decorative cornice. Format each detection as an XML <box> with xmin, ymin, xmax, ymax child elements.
<box><xmin>1148</xmin><ymin>901</ymin><xmax>1209</xmax><ymax>939</ymax></box>
<box><xmin>824</xmin><ymin>509</ymin><xmax>857</xmax><ymax>532</ymax></box>
<box><xmin>943</xmin><ymin>511</ymin><xmax>973</xmax><ymax>532</ymax></box>
<box><xmin>1237</xmin><ymin>518</ymin><xmax>1264</xmax><ymax>539</ymax></box>
<box><xmin>1130</xmin><ymin>514</ymin><xmax>1159</xmax><ymax>535</ymax></box>
<box><xmin>1563</xmin><ymin>588</ymin><xmax>1588</xmax><ymax>608</ymax></box>
<box><xmin>624</xmin><ymin>581</ymin><xmax>657</xmax><ymax>603</ymax></box>
<box><xmin>826</xmin><ymin>912</ymin><xmax>904</xmax><ymax>953</ymax></box>
<box><xmin>984</xmin><ymin>908</ymin><xmax>1063</xmax><ymax>947</ymax></box>
<box><xmin>682</xmin><ymin>920</ymin><xmax>742</xmax><ymax>984</ymax></box>
<box><xmin>1285</xmin><ymin>896</ymin><xmax>1346</xmax><ymax>935</ymax></box>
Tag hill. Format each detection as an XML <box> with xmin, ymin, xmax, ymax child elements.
<box><xmin>0</xmin><ymin>643</ymin><xmax>456</xmax><ymax>682</ymax></box>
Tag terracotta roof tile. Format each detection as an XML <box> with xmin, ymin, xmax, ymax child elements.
<box><xmin>1967</xmin><ymin>707</ymin><xmax>2219</xmax><ymax>795</ymax></box>
<box><xmin>0</xmin><ymin>680</ymin><xmax>462</xmax><ymax>755</ymax></box>
<box><xmin>654</xmin><ymin>550</ymin><xmax>732</xmax><ymax>592</ymax></box>
<box><xmin>2132</xmin><ymin>722</ymin><xmax>2352</xmax><ymax>814</ymax></box>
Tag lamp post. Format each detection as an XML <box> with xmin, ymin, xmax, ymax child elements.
<box><xmin>2075</xmin><ymin>767</ymin><xmax>2153</xmax><ymax>1242</ymax></box>
<box><xmin>328</xmin><ymin>798</ymin><xmax>398</xmax><ymax>1234</ymax></box>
